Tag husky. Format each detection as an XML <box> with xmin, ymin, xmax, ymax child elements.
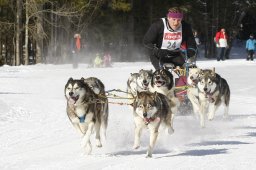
<box><xmin>150</xmin><ymin>69</ymin><xmax>179</xmax><ymax>115</ymax></box>
<box><xmin>127</xmin><ymin>69</ymin><xmax>153</xmax><ymax>101</ymax></box>
<box><xmin>132</xmin><ymin>91</ymin><xmax>174</xmax><ymax>158</ymax></box>
<box><xmin>197</xmin><ymin>68</ymin><xmax>230</xmax><ymax>127</ymax></box>
<box><xmin>187</xmin><ymin>67</ymin><xmax>201</xmax><ymax>115</ymax></box>
<box><xmin>64</xmin><ymin>77</ymin><xmax>108</xmax><ymax>154</ymax></box>
<box><xmin>150</xmin><ymin>69</ymin><xmax>174</xmax><ymax>95</ymax></box>
<box><xmin>82</xmin><ymin>77</ymin><xmax>105</xmax><ymax>95</ymax></box>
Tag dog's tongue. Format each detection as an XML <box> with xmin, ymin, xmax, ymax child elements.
<box><xmin>156</xmin><ymin>81</ymin><xmax>163</xmax><ymax>87</ymax></box>
<box><xmin>143</xmin><ymin>83</ymin><xmax>149</xmax><ymax>89</ymax></box>
<box><xmin>68</xmin><ymin>99</ymin><xmax>76</xmax><ymax>105</ymax></box>
<box><xmin>68</xmin><ymin>96</ymin><xmax>78</xmax><ymax>105</ymax></box>
<box><xmin>192</xmin><ymin>79</ymin><xmax>198</xmax><ymax>85</ymax></box>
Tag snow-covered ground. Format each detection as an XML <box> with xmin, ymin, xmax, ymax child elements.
<box><xmin>1</xmin><ymin>56</ymin><xmax>256</xmax><ymax>169</ymax></box>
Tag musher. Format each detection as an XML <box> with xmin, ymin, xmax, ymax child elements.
<box><xmin>143</xmin><ymin>7</ymin><xmax>197</xmax><ymax>70</ymax></box>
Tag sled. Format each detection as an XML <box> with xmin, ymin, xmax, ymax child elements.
<box><xmin>161</xmin><ymin>48</ymin><xmax>198</xmax><ymax>115</ymax></box>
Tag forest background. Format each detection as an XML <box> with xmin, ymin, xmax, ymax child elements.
<box><xmin>0</xmin><ymin>0</ymin><xmax>256</xmax><ymax>66</ymax></box>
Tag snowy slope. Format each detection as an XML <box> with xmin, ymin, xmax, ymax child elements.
<box><xmin>0</xmin><ymin>59</ymin><xmax>256</xmax><ymax>170</ymax></box>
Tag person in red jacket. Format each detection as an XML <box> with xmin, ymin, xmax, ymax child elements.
<box><xmin>215</xmin><ymin>28</ymin><xmax>228</xmax><ymax>61</ymax></box>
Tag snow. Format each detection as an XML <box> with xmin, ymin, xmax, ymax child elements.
<box><xmin>1</xmin><ymin>56</ymin><xmax>256</xmax><ymax>169</ymax></box>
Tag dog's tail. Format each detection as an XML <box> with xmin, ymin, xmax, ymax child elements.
<box><xmin>101</xmin><ymin>98</ymin><xmax>109</xmax><ymax>139</ymax></box>
<box><xmin>219</xmin><ymin>77</ymin><xmax>230</xmax><ymax>117</ymax></box>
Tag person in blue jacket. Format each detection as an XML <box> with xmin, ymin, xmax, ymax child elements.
<box><xmin>246</xmin><ymin>34</ymin><xmax>256</xmax><ymax>61</ymax></box>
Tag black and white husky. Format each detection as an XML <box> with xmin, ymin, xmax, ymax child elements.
<box><xmin>132</xmin><ymin>91</ymin><xmax>174</xmax><ymax>158</ymax></box>
<box><xmin>64</xmin><ymin>77</ymin><xmax>108</xmax><ymax>154</ymax></box>
<box><xmin>150</xmin><ymin>69</ymin><xmax>179</xmax><ymax>115</ymax></box>
<box><xmin>127</xmin><ymin>69</ymin><xmax>153</xmax><ymax>101</ymax></box>
<box><xmin>197</xmin><ymin>68</ymin><xmax>230</xmax><ymax>127</ymax></box>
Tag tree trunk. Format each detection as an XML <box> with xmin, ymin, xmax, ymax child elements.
<box><xmin>36</xmin><ymin>15</ymin><xmax>43</xmax><ymax>64</ymax></box>
<box><xmin>16</xmin><ymin>0</ymin><xmax>22</xmax><ymax>66</ymax></box>
<box><xmin>34</xmin><ymin>3</ymin><xmax>44</xmax><ymax>64</ymax></box>
<box><xmin>24</xmin><ymin>0</ymin><xmax>29</xmax><ymax>65</ymax></box>
<box><xmin>204</xmin><ymin>0</ymin><xmax>209</xmax><ymax>58</ymax></box>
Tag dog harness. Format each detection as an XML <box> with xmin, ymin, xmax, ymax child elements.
<box><xmin>144</xmin><ymin>117</ymin><xmax>155</xmax><ymax>125</ymax></box>
<box><xmin>205</xmin><ymin>93</ymin><xmax>215</xmax><ymax>103</ymax></box>
<box><xmin>78</xmin><ymin>115</ymin><xmax>86</xmax><ymax>123</ymax></box>
<box><xmin>205</xmin><ymin>89</ymin><xmax>217</xmax><ymax>103</ymax></box>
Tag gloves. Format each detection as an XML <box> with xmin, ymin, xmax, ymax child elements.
<box><xmin>153</xmin><ymin>47</ymin><xmax>169</xmax><ymax>59</ymax></box>
<box><xmin>152</xmin><ymin>47</ymin><xmax>159</xmax><ymax>56</ymax></box>
<box><xmin>187</xmin><ymin>50</ymin><xmax>196</xmax><ymax>59</ymax></box>
<box><xmin>158</xmin><ymin>49</ymin><xmax>169</xmax><ymax>58</ymax></box>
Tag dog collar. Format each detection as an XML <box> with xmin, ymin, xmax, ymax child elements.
<box><xmin>144</xmin><ymin>117</ymin><xmax>160</xmax><ymax>125</ymax></box>
<box><xmin>205</xmin><ymin>92</ymin><xmax>215</xmax><ymax>103</ymax></box>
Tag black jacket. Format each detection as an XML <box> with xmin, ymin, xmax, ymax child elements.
<box><xmin>143</xmin><ymin>18</ymin><xmax>196</xmax><ymax>58</ymax></box>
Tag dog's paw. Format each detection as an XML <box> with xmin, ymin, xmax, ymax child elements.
<box><xmin>200</xmin><ymin>124</ymin><xmax>205</xmax><ymax>128</ymax></box>
<box><xmin>95</xmin><ymin>139</ymin><xmax>102</xmax><ymax>147</ymax></box>
<box><xmin>168</xmin><ymin>127</ymin><xmax>174</xmax><ymax>135</ymax></box>
<box><xmin>71</xmin><ymin>117</ymin><xmax>80</xmax><ymax>124</ymax></box>
<box><xmin>208</xmin><ymin>114</ymin><xmax>214</xmax><ymax>121</ymax></box>
<box><xmin>223</xmin><ymin>113</ymin><xmax>229</xmax><ymax>119</ymax></box>
<box><xmin>85</xmin><ymin>145</ymin><xmax>92</xmax><ymax>155</ymax></box>
<box><xmin>200</xmin><ymin>121</ymin><xmax>205</xmax><ymax>128</ymax></box>
<box><xmin>146</xmin><ymin>153</ymin><xmax>152</xmax><ymax>158</ymax></box>
<box><xmin>133</xmin><ymin>145</ymin><xmax>140</xmax><ymax>150</ymax></box>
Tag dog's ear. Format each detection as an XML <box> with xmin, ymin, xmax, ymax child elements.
<box><xmin>130</xmin><ymin>102</ymin><xmax>134</xmax><ymax>107</ymax></box>
<box><xmin>68</xmin><ymin>77</ymin><xmax>73</xmax><ymax>82</ymax></box>
<box><xmin>199</xmin><ymin>69</ymin><xmax>204</xmax><ymax>76</ymax></box>
<box><xmin>153</xmin><ymin>91</ymin><xmax>158</xmax><ymax>100</ymax></box>
<box><xmin>212</xmin><ymin>67</ymin><xmax>216</xmax><ymax>77</ymax></box>
<box><xmin>137</xmin><ymin>91</ymin><xmax>141</xmax><ymax>98</ymax></box>
<box><xmin>151</xmin><ymin>75</ymin><xmax>154</xmax><ymax>86</ymax></box>
<box><xmin>192</xmin><ymin>64</ymin><xmax>197</xmax><ymax>68</ymax></box>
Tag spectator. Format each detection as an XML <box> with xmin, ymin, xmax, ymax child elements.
<box><xmin>94</xmin><ymin>53</ymin><xmax>102</xmax><ymax>67</ymax></box>
<box><xmin>215</xmin><ymin>28</ymin><xmax>228</xmax><ymax>61</ymax></box>
<box><xmin>103</xmin><ymin>52</ymin><xmax>112</xmax><ymax>67</ymax></box>
<box><xmin>193</xmin><ymin>31</ymin><xmax>201</xmax><ymax>58</ymax></box>
<box><xmin>193</xmin><ymin>31</ymin><xmax>201</xmax><ymax>46</ymax></box>
<box><xmin>245</xmin><ymin>34</ymin><xmax>256</xmax><ymax>61</ymax></box>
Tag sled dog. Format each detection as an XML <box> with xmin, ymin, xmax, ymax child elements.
<box><xmin>83</xmin><ymin>77</ymin><xmax>105</xmax><ymax>95</ymax></box>
<box><xmin>197</xmin><ymin>68</ymin><xmax>230</xmax><ymax>127</ymax></box>
<box><xmin>187</xmin><ymin>67</ymin><xmax>201</xmax><ymax>115</ymax></box>
<box><xmin>127</xmin><ymin>69</ymin><xmax>153</xmax><ymax>101</ymax></box>
<box><xmin>150</xmin><ymin>69</ymin><xmax>179</xmax><ymax>114</ymax></box>
<box><xmin>64</xmin><ymin>77</ymin><xmax>108</xmax><ymax>154</ymax></box>
<box><xmin>132</xmin><ymin>91</ymin><xmax>174</xmax><ymax>158</ymax></box>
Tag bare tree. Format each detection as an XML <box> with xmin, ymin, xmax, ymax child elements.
<box><xmin>23</xmin><ymin>0</ymin><xmax>80</xmax><ymax>65</ymax></box>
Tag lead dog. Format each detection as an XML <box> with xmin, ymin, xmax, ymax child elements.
<box><xmin>132</xmin><ymin>91</ymin><xmax>174</xmax><ymax>158</ymax></box>
<box><xmin>197</xmin><ymin>68</ymin><xmax>230</xmax><ymax>127</ymax></box>
<box><xmin>65</xmin><ymin>78</ymin><xmax>108</xmax><ymax>154</ymax></box>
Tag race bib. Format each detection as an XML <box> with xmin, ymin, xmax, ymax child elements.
<box><xmin>161</xmin><ymin>18</ymin><xmax>182</xmax><ymax>50</ymax></box>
